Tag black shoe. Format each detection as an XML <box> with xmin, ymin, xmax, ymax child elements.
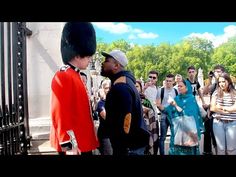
<box><xmin>214</xmin><ymin>146</ymin><xmax>218</xmax><ymax>155</ymax></box>
<box><xmin>203</xmin><ymin>152</ymin><xmax>213</xmax><ymax>155</ymax></box>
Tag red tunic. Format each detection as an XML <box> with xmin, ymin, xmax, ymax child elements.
<box><xmin>50</xmin><ymin>67</ymin><xmax>99</xmax><ymax>152</ymax></box>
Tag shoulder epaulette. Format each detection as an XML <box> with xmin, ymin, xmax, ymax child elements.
<box><xmin>60</xmin><ymin>65</ymin><xmax>69</xmax><ymax>72</ymax></box>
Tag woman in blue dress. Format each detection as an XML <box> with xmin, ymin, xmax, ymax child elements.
<box><xmin>157</xmin><ymin>79</ymin><xmax>204</xmax><ymax>155</ymax></box>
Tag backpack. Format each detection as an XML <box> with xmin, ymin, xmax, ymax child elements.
<box><xmin>161</xmin><ymin>87</ymin><xmax>178</xmax><ymax>104</ymax></box>
<box><xmin>209</xmin><ymin>83</ymin><xmax>217</xmax><ymax>97</ymax></box>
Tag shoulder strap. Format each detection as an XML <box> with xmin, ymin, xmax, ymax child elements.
<box><xmin>209</xmin><ymin>83</ymin><xmax>217</xmax><ymax>116</ymax></box>
<box><xmin>161</xmin><ymin>87</ymin><xmax>164</xmax><ymax>104</ymax></box>
<box><xmin>161</xmin><ymin>87</ymin><xmax>178</xmax><ymax>104</ymax></box>
<box><xmin>174</xmin><ymin>88</ymin><xmax>178</xmax><ymax>96</ymax></box>
<box><xmin>60</xmin><ymin>65</ymin><xmax>69</xmax><ymax>72</ymax></box>
<box><xmin>211</xmin><ymin>83</ymin><xmax>217</xmax><ymax>96</ymax></box>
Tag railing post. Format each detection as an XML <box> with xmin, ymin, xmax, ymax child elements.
<box><xmin>0</xmin><ymin>22</ymin><xmax>30</xmax><ymax>155</ymax></box>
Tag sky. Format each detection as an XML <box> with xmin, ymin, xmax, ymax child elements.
<box><xmin>92</xmin><ymin>22</ymin><xmax>236</xmax><ymax>48</ymax></box>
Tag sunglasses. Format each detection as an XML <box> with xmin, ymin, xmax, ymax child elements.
<box><xmin>188</xmin><ymin>71</ymin><xmax>195</xmax><ymax>73</ymax></box>
<box><xmin>149</xmin><ymin>76</ymin><xmax>157</xmax><ymax>79</ymax></box>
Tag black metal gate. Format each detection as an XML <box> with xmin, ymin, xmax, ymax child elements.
<box><xmin>0</xmin><ymin>22</ymin><xmax>31</xmax><ymax>155</ymax></box>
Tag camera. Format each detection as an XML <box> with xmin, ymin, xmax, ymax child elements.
<box><xmin>208</xmin><ymin>71</ymin><xmax>214</xmax><ymax>78</ymax></box>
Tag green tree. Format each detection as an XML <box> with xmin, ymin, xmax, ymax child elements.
<box><xmin>170</xmin><ymin>37</ymin><xmax>214</xmax><ymax>79</ymax></box>
<box><xmin>127</xmin><ymin>45</ymin><xmax>160</xmax><ymax>82</ymax></box>
<box><xmin>212</xmin><ymin>37</ymin><xmax>236</xmax><ymax>76</ymax></box>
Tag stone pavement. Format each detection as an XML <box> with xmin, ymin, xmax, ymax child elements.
<box><xmin>28</xmin><ymin>139</ymin><xmax>57</xmax><ymax>155</ymax></box>
<box><xmin>28</xmin><ymin>117</ymin><xmax>57</xmax><ymax>155</ymax></box>
<box><xmin>28</xmin><ymin>130</ymin><xmax>212</xmax><ymax>155</ymax></box>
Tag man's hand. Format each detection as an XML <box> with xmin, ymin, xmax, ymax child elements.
<box><xmin>202</xmin><ymin>104</ymin><xmax>209</xmax><ymax>110</ymax></box>
<box><xmin>144</xmin><ymin>80</ymin><xmax>152</xmax><ymax>90</ymax></box>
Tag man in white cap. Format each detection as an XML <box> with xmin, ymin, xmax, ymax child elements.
<box><xmin>101</xmin><ymin>49</ymin><xmax>150</xmax><ymax>155</ymax></box>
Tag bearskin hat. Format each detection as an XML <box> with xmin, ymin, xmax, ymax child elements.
<box><xmin>60</xmin><ymin>22</ymin><xmax>96</xmax><ymax>64</ymax></box>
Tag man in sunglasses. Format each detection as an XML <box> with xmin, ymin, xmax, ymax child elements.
<box><xmin>143</xmin><ymin>70</ymin><xmax>160</xmax><ymax>155</ymax></box>
<box><xmin>144</xmin><ymin>71</ymin><xmax>159</xmax><ymax>104</ymax></box>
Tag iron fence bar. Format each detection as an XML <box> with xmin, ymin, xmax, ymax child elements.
<box><xmin>21</xmin><ymin>23</ymin><xmax>31</xmax><ymax>148</ymax></box>
<box><xmin>12</xmin><ymin>23</ymin><xmax>21</xmax><ymax>154</ymax></box>
<box><xmin>0</xmin><ymin>22</ymin><xmax>30</xmax><ymax>155</ymax></box>
<box><xmin>7</xmin><ymin>22</ymin><xmax>13</xmax><ymax>126</ymax></box>
<box><xmin>7</xmin><ymin>22</ymin><xmax>14</xmax><ymax>154</ymax></box>
<box><xmin>1</xmin><ymin>22</ymin><xmax>6</xmax><ymax>129</ymax></box>
<box><xmin>0</xmin><ymin>107</ymin><xmax>3</xmax><ymax>154</ymax></box>
<box><xmin>5</xmin><ymin>106</ymin><xmax>10</xmax><ymax>154</ymax></box>
<box><xmin>12</xmin><ymin>23</ymin><xmax>19</xmax><ymax>125</ymax></box>
<box><xmin>0</xmin><ymin>23</ymin><xmax>3</xmax><ymax>154</ymax></box>
<box><xmin>12</xmin><ymin>106</ymin><xmax>18</xmax><ymax>154</ymax></box>
<box><xmin>0</xmin><ymin>22</ymin><xmax>6</xmax><ymax>154</ymax></box>
<box><xmin>12</xmin><ymin>22</ymin><xmax>28</xmax><ymax>154</ymax></box>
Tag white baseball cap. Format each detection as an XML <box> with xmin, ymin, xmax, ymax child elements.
<box><xmin>101</xmin><ymin>49</ymin><xmax>128</xmax><ymax>67</ymax></box>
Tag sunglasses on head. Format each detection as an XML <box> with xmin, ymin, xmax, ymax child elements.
<box><xmin>149</xmin><ymin>76</ymin><xmax>157</xmax><ymax>79</ymax></box>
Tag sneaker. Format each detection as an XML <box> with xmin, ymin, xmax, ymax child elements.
<box><xmin>214</xmin><ymin>146</ymin><xmax>218</xmax><ymax>155</ymax></box>
<box><xmin>203</xmin><ymin>152</ymin><xmax>213</xmax><ymax>155</ymax></box>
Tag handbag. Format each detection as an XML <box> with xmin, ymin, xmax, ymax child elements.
<box><xmin>172</xmin><ymin>113</ymin><xmax>198</xmax><ymax>147</ymax></box>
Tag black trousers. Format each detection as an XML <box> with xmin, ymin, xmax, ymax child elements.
<box><xmin>153</xmin><ymin>120</ymin><xmax>160</xmax><ymax>155</ymax></box>
<box><xmin>203</xmin><ymin>117</ymin><xmax>217</xmax><ymax>154</ymax></box>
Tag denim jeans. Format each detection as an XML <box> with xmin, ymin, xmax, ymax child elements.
<box><xmin>112</xmin><ymin>146</ymin><xmax>145</xmax><ymax>155</ymax></box>
<box><xmin>213</xmin><ymin>119</ymin><xmax>236</xmax><ymax>155</ymax></box>
<box><xmin>203</xmin><ymin>117</ymin><xmax>217</xmax><ymax>154</ymax></box>
<box><xmin>159</xmin><ymin>114</ymin><xmax>170</xmax><ymax>155</ymax></box>
<box><xmin>98</xmin><ymin>138</ymin><xmax>113</xmax><ymax>155</ymax></box>
<box><xmin>128</xmin><ymin>146</ymin><xmax>146</xmax><ymax>155</ymax></box>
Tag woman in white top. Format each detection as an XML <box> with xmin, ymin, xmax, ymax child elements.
<box><xmin>210</xmin><ymin>72</ymin><xmax>236</xmax><ymax>155</ymax></box>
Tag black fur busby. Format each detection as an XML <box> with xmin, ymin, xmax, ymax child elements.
<box><xmin>60</xmin><ymin>22</ymin><xmax>96</xmax><ymax>64</ymax></box>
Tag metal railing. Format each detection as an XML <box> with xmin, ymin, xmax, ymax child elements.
<box><xmin>0</xmin><ymin>22</ymin><xmax>31</xmax><ymax>155</ymax></box>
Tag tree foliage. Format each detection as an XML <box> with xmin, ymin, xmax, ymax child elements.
<box><xmin>97</xmin><ymin>36</ymin><xmax>236</xmax><ymax>85</ymax></box>
<box><xmin>212</xmin><ymin>37</ymin><xmax>236</xmax><ymax>75</ymax></box>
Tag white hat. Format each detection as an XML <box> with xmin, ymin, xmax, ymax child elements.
<box><xmin>101</xmin><ymin>49</ymin><xmax>128</xmax><ymax>67</ymax></box>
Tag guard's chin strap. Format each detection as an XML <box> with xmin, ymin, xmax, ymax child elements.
<box><xmin>67</xmin><ymin>63</ymin><xmax>80</xmax><ymax>73</ymax></box>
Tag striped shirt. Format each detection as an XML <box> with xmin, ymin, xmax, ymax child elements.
<box><xmin>212</xmin><ymin>91</ymin><xmax>236</xmax><ymax>120</ymax></box>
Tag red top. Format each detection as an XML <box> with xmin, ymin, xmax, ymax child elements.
<box><xmin>50</xmin><ymin>67</ymin><xmax>99</xmax><ymax>152</ymax></box>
